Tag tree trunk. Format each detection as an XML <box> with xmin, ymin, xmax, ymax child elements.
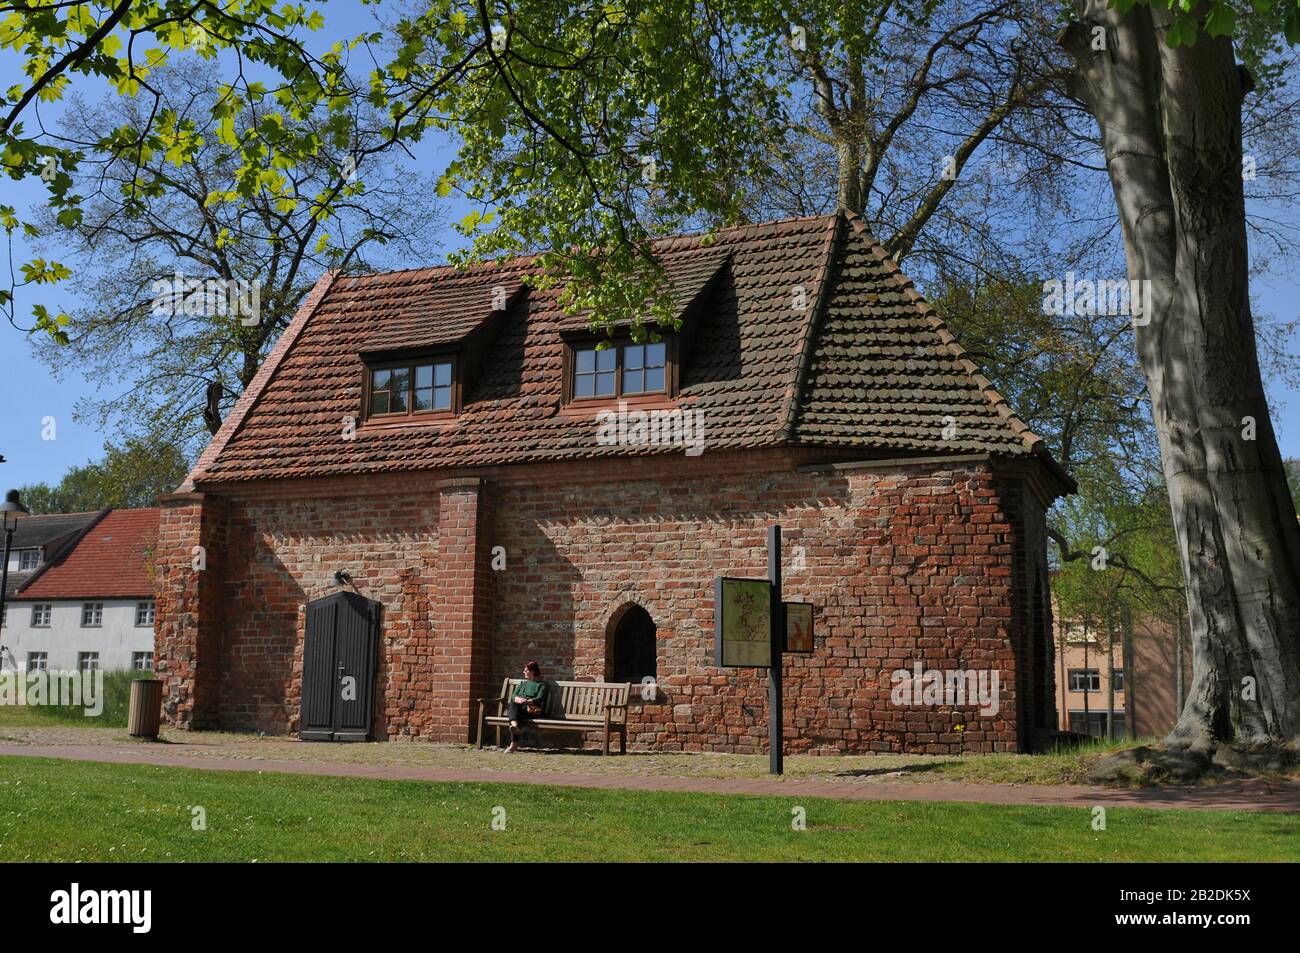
<box><xmin>1122</xmin><ymin>603</ymin><xmax>1134</xmax><ymax>739</ymax></box>
<box><xmin>1083</xmin><ymin>619</ymin><xmax>1091</xmax><ymax>732</ymax></box>
<box><xmin>1175</xmin><ymin>610</ymin><xmax>1185</xmax><ymax>717</ymax></box>
<box><xmin>835</xmin><ymin>139</ymin><xmax>864</xmax><ymax>215</ymax></box>
<box><xmin>1106</xmin><ymin>619</ymin><xmax>1116</xmax><ymax>741</ymax></box>
<box><xmin>1061</xmin><ymin>1</ymin><xmax>1300</xmax><ymax>754</ymax></box>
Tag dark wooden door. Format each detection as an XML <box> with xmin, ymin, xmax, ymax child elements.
<box><xmin>299</xmin><ymin>592</ymin><xmax>380</xmax><ymax>742</ymax></box>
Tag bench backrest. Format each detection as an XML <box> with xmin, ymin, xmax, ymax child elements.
<box><xmin>501</xmin><ymin>678</ymin><xmax>631</xmax><ymax>719</ymax></box>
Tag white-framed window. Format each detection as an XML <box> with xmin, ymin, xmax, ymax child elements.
<box><xmin>31</xmin><ymin>604</ymin><xmax>52</xmax><ymax>627</ymax></box>
<box><xmin>135</xmin><ymin>600</ymin><xmax>156</xmax><ymax>626</ymax></box>
<box><xmin>18</xmin><ymin>548</ymin><xmax>40</xmax><ymax>571</ymax></box>
<box><xmin>1068</xmin><ymin>710</ymin><xmax>1128</xmax><ymax>740</ymax></box>
<box><xmin>77</xmin><ymin>652</ymin><xmax>100</xmax><ymax>671</ymax></box>
<box><xmin>81</xmin><ymin>603</ymin><xmax>103</xmax><ymax>627</ymax></box>
<box><xmin>131</xmin><ymin>652</ymin><xmax>154</xmax><ymax>671</ymax></box>
<box><xmin>27</xmin><ymin>652</ymin><xmax>48</xmax><ymax>672</ymax></box>
<box><xmin>1068</xmin><ymin>669</ymin><xmax>1102</xmax><ymax>692</ymax></box>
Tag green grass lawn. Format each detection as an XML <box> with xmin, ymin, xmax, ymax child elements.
<box><xmin>2</xmin><ymin>756</ymin><xmax>1296</xmax><ymax>862</ymax></box>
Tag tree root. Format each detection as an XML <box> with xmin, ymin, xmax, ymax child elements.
<box><xmin>1085</xmin><ymin>742</ymin><xmax>1298</xmax><ymax>786</ymax></box>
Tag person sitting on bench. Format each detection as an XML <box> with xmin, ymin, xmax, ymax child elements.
<box><xmin>505</xmin><ymin>661</ymin><xmax>548</xmax><ymax>752</ymax></box>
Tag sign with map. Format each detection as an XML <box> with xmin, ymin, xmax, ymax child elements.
<box><xmin>784</xmin><ymin>601</ymin><xmax>814</xmax><ymax>654</ymax></box>
<box><xmin>714</xmin><ymin>576</ymin><xmax>772</xmax><ymax>667</ymax></box>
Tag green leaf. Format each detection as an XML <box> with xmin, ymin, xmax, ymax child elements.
<box><xmin>1204</xmin><ymin>4</ymin><xmax>1236</xmax><ymax>37</ymax></box>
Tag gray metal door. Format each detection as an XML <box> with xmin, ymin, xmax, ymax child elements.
<box><xmin>299</xmin><ymin>592</ymin><xmax>380</xmax><ymax>742</ymax></box>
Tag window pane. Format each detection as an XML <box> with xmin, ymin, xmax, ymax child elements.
<box><xmin>646</xmin><ymin>341</ymin><xmax>666</xmax><ymax>367</ymax></box>
<box><xmin>412</xmin><ymin>387</ymin><xmax>433</xmax><ymax>411</ymax></box>
<box><xmin>623</xmin><ymin>367</ymin><xmax>645</xmax><ymax>394</ymax></box>
<box><xmin>389</xmin><ymin>367</ymin><xmax>410</xmax><ymax>395</ymax></box>
<box><xmin>576</xmin><ymin>348</ymin><xmax>596</xmax><ymax>373</ymax></box>
<box><xmin>624</xmin><ymin>344</ymin><xmax>644</xmax><ymax>370</ymax></box>
<box><xmin>414</xmin><ymin>364</ymin><xmax>433</xmax><ymax>389</ymax></box>
<box><xmin>434</xmin><ymin>385</ymin><xmax>452</xmax><ymax>411</ymax></box>
<box><xmin>390</xmin><ymin>386</ymin><xmax>408</xmax><ymax>413</ymax></box>
<box><xmin>644</xmin><ymin>365</ymin><xmax>665</xmax><ymax>392</ymax></box>
<box><xmin>371</xmin><ymin>368</ymin><xmax>390</xmax><ymax>391</ymax></box>
<box><xmin>595</xmin><ymin>371</ymin><xmax>616</xmax><ymax>396</ymax></box>
<box><xmin>434</xmin><ymin>362</ymin><xmax>453</xmax><ymax>387</ymax></box>
<box><xmin>575</xmin><ymin>374</ymin><xmax>595</xmax><ymax>398</ymax></box>
<box><xmin>596</xmin><ymin>348</ymin><xmax>617</xmax><ymax>372</ymax></box>
<box><xmin>371</xmin><ymin>391</ymin><xmax>391</xmax><ymax>414</ymax></box>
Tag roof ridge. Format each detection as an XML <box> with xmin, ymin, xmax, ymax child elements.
<box><xmin>780</xmin><ymin>212</ymin><xmax>843</xmax><ymax>440</ymax></box>
<box><xmin>18</xmin><ymin>510</ymin><xmax>101</xmax><ymax>518</ymax></box>
<box><xmin>331</xmin><ymin>214</ymin><xmax>838</xmax><ymax>285</ymax></box>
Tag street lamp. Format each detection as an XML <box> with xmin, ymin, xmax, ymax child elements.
<box><xmin>0</xmin><ymin>490</ymin><xmax>30</xmax><ymax>663</ymax></box>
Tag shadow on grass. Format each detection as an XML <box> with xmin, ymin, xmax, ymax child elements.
<box><xmin>833</xmin><ymin>761</ymin><xmax>960</xmax><ymax>779</ymax></box>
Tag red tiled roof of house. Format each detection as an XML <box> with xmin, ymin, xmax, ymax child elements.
<box><xmin>186</xmin><ymin>212</ymin><xmax>1070</xmax><ymax>492</ymax></box>
<box><xmin>14</xmin><ymin>508</ymin><xmax>160</xmax><ymax>600</ymax></box>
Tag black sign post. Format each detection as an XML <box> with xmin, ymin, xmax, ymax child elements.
<box><xmin>714</xmin><ymin>525</ymin><xmax>796</xmax><ymax>776</ymax></box>
<box><xmin>768</xmin><ymin>524</ymin><xmax>784</xmax><ymax>776</ymax></box>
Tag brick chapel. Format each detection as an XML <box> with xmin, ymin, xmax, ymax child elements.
<box><xmin>154</xmin><ymin>211</ymin><xmax>1074</xmax><ymax>754</ymax></box>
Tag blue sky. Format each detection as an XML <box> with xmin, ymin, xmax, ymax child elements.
<box><xmin>0</xmin><ymin>2</ymin><xmax>1297</xmax><ymax>493</ymax></box>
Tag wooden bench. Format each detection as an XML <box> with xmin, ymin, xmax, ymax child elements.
<box><xmin>476</xmin><ymin>679</ymin><xmax>631</xmax><ymax>755</ymax></box>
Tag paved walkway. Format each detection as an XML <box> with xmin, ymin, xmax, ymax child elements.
<box><xmin>4</xmin><ymin>743</ymin><xmax>1299</xmax><ymax>813</ymax></box>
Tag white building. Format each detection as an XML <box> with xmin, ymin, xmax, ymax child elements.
<box><xmin>1</xmin><ymin>508</ymin><xmax>159</xmax><ymax>673</ymax></box>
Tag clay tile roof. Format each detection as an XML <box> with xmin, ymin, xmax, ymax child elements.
<box><xmin>554</xmin><ymin>245</ymin><xmax>732</xmax><ymax>331</ymax></box>
<box><xmin>187</xmin><ymin>212</ymin><xmax>1067</xmax><ymax>491</ymax></box>
<box><xmin>14</xmin><ymin>508</ymin><xmax>160</xmax><ymax>601</ymax></box>
<box><xmin>350</xmin><ymin>266</ymin><xmax>530</xmax><ymax>353</ymax></box>
<box><xmin>3</xmin><ymin>511</ymin><xmax>101</xmax><ymax>598</ymax></box>
<box><xmin>7</xmin><ymin>510</ymin><xmax>98</xmax><ymax>550</ymax></box>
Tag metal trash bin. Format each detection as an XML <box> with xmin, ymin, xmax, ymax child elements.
<box><xmin>128</xmin><ymin>678</ymin><xmax>164</xmax><ymax>738</ymax></box>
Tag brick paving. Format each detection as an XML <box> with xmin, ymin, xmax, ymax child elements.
<box><xmin>3</xmin><ymin>741</ymin><xmax>1298</xmax><ymax>813</ymax></box>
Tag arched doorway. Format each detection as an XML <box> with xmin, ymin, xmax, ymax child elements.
<box><xmin>607</xmin><ymin>604</ymin><xmax>657</xmax><ymax>684</ymax></box>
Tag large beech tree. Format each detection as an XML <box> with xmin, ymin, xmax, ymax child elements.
<box><xmin>1058</xmin><ymin>0</ymin><xmax>1300</xmax><ymax>755</ymax></box>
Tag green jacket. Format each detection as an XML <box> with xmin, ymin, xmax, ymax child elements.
<box><xmin>515</xmin><ymin>678</ymin><xmax>548</xmax><ymax>709</ymax></box>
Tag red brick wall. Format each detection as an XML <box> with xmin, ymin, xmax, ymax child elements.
<box><xmin>156</xmin><ymin>451</ymin><xmax>1049</xmax><ymax>754</ymax></box>
<box><xmin>487</xmin><ymin>460</ymin><xmax>1022</xmax><ymax>754</ymax></box>
<box><xmin>993</xmin><ymin>474</ymin><xmax>1059</xmax><ymax>749</ymax></box>
<box><xmin>155</xmin><ymin>493</ymin><xmax>228</xmax><ymax>728</ymax></box>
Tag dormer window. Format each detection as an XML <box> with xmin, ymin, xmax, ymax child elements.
<box><xmin>569</xmin><ymin>339</ymin><xmax>671</xmax><ymax>402</ymax></box>
<box><xmin>365</xmin><ymin>356</ymin><xmax>457</xmax><ymax>420</ymax></box>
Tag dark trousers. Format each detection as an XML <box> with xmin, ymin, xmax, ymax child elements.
<box><xmin>506</xmin><ymin>701</ymin><xmax>536</xmax><ymax>727</ymax></box>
